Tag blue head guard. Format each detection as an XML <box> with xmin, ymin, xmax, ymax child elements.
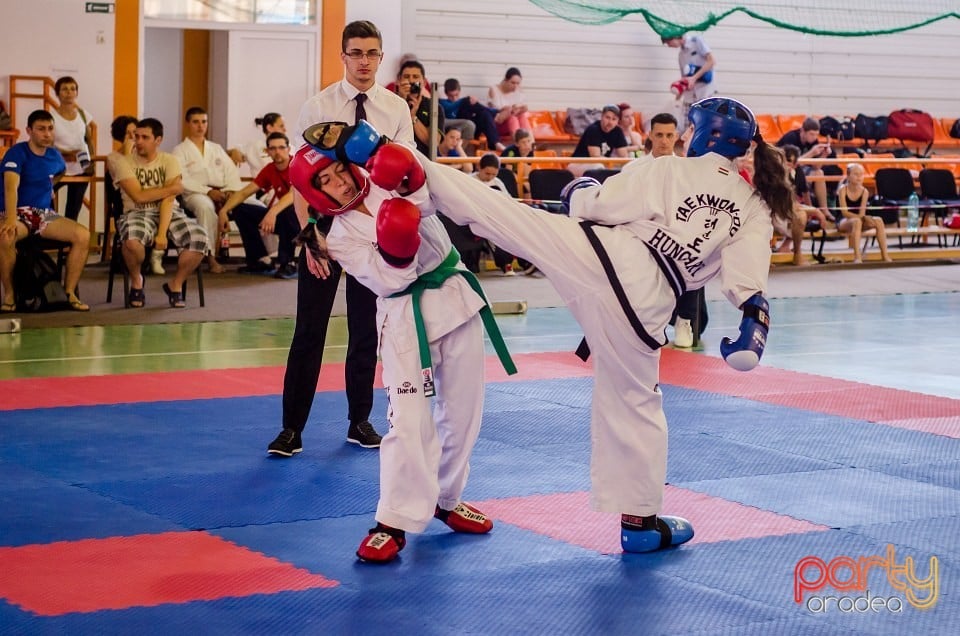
<box><xmin>686</xmin><ymin>97</ymin><xmax>757</xmax><ymax>159</ymax></box>
<box><xmin>302</xmin><ymin>119</ymin><xmax>387</xmax><ymax>165</ymax></box>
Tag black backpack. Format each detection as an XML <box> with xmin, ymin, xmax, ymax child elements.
<box><xmin>950</xmin><ymin>119</ymin><xmax>960</xmax><ymax>139</ymax></box>
<box><xmin>14</xmin><ymin>241</ymin><xmax>69</xmax><ymax>312</ymax></box>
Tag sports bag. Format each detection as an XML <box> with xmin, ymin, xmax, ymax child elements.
<box><xmin>854</xmin><ymin>114</ymin><xmax>888</xmax><ymax>142</ymax></box>
<box><xmin>819</xmin><ymin>116</ymin><xmax>856</xmax><ymax>141</ymax></box>
<box><xmin>13</xmin><ymin>241</ymin><xmax>69</xmax><ymax>312</ymax></box>
<box><xmin>887</xmin><ymin>109</ymin><xmax>934</xmax><ymax>142</ymax></box>
<box><xmin>949</xmin><ymin>119</ymin><xmax>960</xmax><ymax>139</ymax></box>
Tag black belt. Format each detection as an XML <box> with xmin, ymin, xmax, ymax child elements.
<box><xmin>575</xmin><ymin>221</ymin><xmax>669</xmax><ymax>360</ymax></box>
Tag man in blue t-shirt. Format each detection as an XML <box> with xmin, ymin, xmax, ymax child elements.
<box><xmin>1</xmin><ymin>109</ymin><xmax>91</xmax><ymax>311</ymax></box>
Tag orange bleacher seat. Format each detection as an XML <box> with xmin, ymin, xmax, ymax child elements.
<box><xmin>861</xmin><ymin>153</ymin><xmax>897</xmax><ymax>178</ymax></box>
<box><xmin>933</xmin><ymin>118</ymin><xmax>960</xmax><ymax>149</ymax></box>
<box><xmin>526</xmin><ymin>111</ymin><xmax>575</xmax><ymax>143</ymax></box>
<box><xmin>632</xmin><ymin>111</ymin><xmax>643</xmax><ymax>134</ymax></box>
<box><xmin>755</xmin><ymin>114</ymin><xmax>782</xmax><ymax>142</ymax></box>
<box><xmin>531</xmin><ymin>148</ymin><xmax>565</xmax><ymax>170</ymax></box>
<box><xmin>777</xmin><ymin>114</ymin><xmax>809</xmax><ymax>136</ymax></box>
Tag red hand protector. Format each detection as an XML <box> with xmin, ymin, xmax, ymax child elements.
<box><xmin>376</xmin><ymin>197</ymin><xmax>421</xmax><ymax>267</ymax></box>
<box><xmin>366</xmin><ymin>143</ymin><xmax>426</xmax><ymax>194</ymax></box>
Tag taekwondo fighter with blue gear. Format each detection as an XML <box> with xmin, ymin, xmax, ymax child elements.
<box><xmin>374</xmin><ymin>97</ymin><xmax>790</xmax><ymax>552</ymax></box>
<box><xmin>288</xmin><ymin>120</ymin><xmax>516</xmax><ymax>564</ymax></box>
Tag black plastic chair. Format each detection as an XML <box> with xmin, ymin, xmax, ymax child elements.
<box><xmin>582</xmin><ymin>168</ymin><xmax>621</xmax><ymax>184</ymax></box>
<box><xmin>496</xmin><ymin>168</ymin><xmax>520</xmax><ymax>198</ymax></box>
<box><xmin>105</xmin><ymin>172</ymin><xmax>204</xmax><ymax>307</ymax></box>
<box><xmin>528</xmin><ymin>168</ymin><xmax>574</xmax><ymax>213</ymax></box>
<box><xmin>919</xmin><ymin>168</ymin><xmax>960</xmax><ymax>221</ymax></box>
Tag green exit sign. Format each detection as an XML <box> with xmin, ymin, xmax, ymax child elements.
<box><xmin>85</xmin><ymin>2</ymin><xmax>114</xmax><ymax>13</ymax></box>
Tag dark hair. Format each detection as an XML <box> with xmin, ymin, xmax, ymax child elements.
<box><xmin>801</xmin><ymin>117</ymin><xmax>820</xmax><ymax>132</ymax></box>
<box><xmin>781</xmin><ymin>143</ymin><xmax>800</xmax><ymax>162</ymax></box>
<box><xmin>650</xmin><ymin>112</ymin><xmax>678</xmax><ymax>128</ymax></box>
<box><xmin>184</xmin><ymin>106</ymin><xmax>206</xmax><ymax>122</ymax></box>
<box><xmin>399</xmin><ymin>60</ymin><xmax>425</xmax><ymax>78</ymax></box>
<box><xmin>266</xmin><ymin>131</ymin><xmax>289</xmax><ymax>146</ymax></box>
<box><xmin>514</xmin><ymin>128</ymin><xmax>532</xmax><ymax>142</ymax></box>
<box><xmin>601</xmin><ymin>104</ymin><xmax>621</xmax><ymax>117</ymax></box>
<box><xmin>27</xmin><ymin>109</ymin><xmax>53</xmax><ymax>128</ymax></box>
<box><xmin>443</xmin><ymin>124</ymin><xmax>461</xmax><ymax>135</ymax></box>
<box><xmin>110</xmin><ymin>115</ymin><xmax>138</xmax><ymax>142</ymax></box>
<box><xmin>751</xmin><ymin>136</ymin><xmax>794</xmax><ymax>225</ymax></box>
<box><xmin>504</xmin><ymin>67</ymin><xmax>522</xmax><ymax>81</ymax></box>
<box><xmin>136</xmin><ymin>118</ymin><xmax>164</xmax><ymax>139</ymax></box>
<box><xmin>342</xmin><ymin>20</ymin><xmax>382</xmax><ymax>51</ymax></box>
<box><xmin>444</xmin><ymin>78</ymin><xmax>460</xmax><ymax>93</ymax></box>
<box><xmin>479</xmin><ymin>153</ymin><xmax>500</xmax><ymax>170</ymax></box>
<box><xmin>54</xmin><ymin>76</ymin><xmax>78</xmax><ymax>95</ymax></box>
<box><xmin>255</xmin><ymin>112</ymin><xmax>282</xmax><ymax>134</ymax></box>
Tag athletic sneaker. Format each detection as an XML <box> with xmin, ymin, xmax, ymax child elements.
<box><xmin>347</xmin><ymin>421</ymin><xmax>382</xmax><ymax>448</ymax></box>
<box><xmin>674</xmin><ymin>318</ymin><xmax>694</xmax><ymax>348</ymax></box>
<box><xmin>502</xmin><ymin>263</ymin><xmax>516</xmax><ymax>276</ymax></box>
<box><xmin>434</xmin><ymin>503</ymin><xmax>493</xmax><ymax>533</ymax></box>
<box><xmin>274</xmin><ymin>262</ymin><xmax>298</xmax><ymax>279</ymax></box>
<box><xmin>238</xmin><ymin>261</ymin><xmax>276</xmax><ymax>275</ymax></box>
<box><xmin>267</xmin><ymin>428</ymin><xmax>302</xmax><ymax>457</ymax></box>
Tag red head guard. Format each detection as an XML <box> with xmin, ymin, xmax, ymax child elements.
<box><xmin>288</xmin><ymin>145</ymin><xmax>370</xmax><ymax>216</ymax></box>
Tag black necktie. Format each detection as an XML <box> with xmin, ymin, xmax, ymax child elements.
<box><xmin>354</xmin><ymin>93</ymin><xmax>367</xmax><ymax>124</ymax></box>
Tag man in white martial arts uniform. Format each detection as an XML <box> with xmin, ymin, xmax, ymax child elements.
<box><xmin>287</xmin><ymin>121</ymin><xmax>516</xmax><ymax>563</ymax></box>
<box><xmin>366</xmin><ymin>97</ymin><xmax>793</xmax><ymax>553</ymax></box>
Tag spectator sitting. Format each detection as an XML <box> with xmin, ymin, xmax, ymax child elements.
<box><xmin>835</xmin><ymin>162</ymin><xmax>892</xmax><ymax>263</ymax></box>
<box><xmin>384</xmin><ymin>53</ymin><xmax>431</xmax><ymax>96</ymax></box>
<box><xmin>437</xmin><ymin>125</ymin><xmax>473</xmax><ymax>173</ymax></box>
<box><xmin>50</xmin><ymin>76</ymin><xmax>95</xmax><ymax>222</ymax></box>
<box><xmin>172</xmin><ymin>106</ymin><xmax>243</xmax><ymax>274</ymax></box>
<box><xmin>488</xmin><ymin>67</ymin><xmax>532</xmax><ymax>142</ymax></box>
<box><xmin>617</xmin><ymin>102</ymin><xmax>644</xmax><ymax>156</ymax></box>
<box><xmin>395</xmin><ymin>60</ymin><xmax>444</xmax><ymax>156</ymax></box>
<box><xmin>569</xmin><ymin>104</ymin><xmax>628</xmax><ymax>177</ymax></box>
<box><xmin>217</xmin><ymin>132</ymin><xmax>301</xmax><ymax>278</ymax></box>
<box><xmin>1</xmin><ymin>109</ymin><xmax>91</xmax><ymax>312</ymax></box>
<box><xmin>500</xmin><ymin>128</ymin><xmax>534</xmax><ymax>172</ymax></box>
<box><xmin>473</xmin><ymin>153</ymin><xmax>532</xmax><ymax>275</ymax></box>
<box><xmin>228</xmin><ymin>112</ymin><xmax>287</xmax><ymax>177</ymax></box>
<box><xmin>776</xmin><ymin>117</ymin><xmax>842</xmax><ymax>215</ymax></box>
<box><xmin>109</xmin><ymin>118</ymin><xmax>209</xmax><ymax>309</ymax></box>
<box><xmin>440</xmin><ymin>78</ymin><xmax>502</xmax><ymax>151</ymax></box>
<box><xmin>778</xmin><ymin>144</ymin><xmax>831</xmax><ymax>266</ymax></box>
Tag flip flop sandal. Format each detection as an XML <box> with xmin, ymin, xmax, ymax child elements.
<box><xmin>162</xmin><ymin>283</ymin><xmax>186</xmax><ymax>308</ymax></box>
<box><xmin>0</xmin><ymin>302</ymin><xmax>16</xmax><ymax>313</ymax></box>
<box><xmin>128</xmin><ymin>288</ymin><xmax>145</xmax><ymax>308</ymax></box>
<box><xmin>67</xmin><ymin>293</ymin><xmax>90</xmax><ymax>312</ymax></box>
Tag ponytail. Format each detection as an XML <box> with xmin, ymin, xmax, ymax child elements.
<box><xmin>750</xmin><ymin>135</ymin><xmax>793</xmax><ymax>226</ymax></box>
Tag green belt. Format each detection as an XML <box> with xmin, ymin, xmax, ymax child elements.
<box><xmin>390</xmin><ymin>248</ymin><xmax>517</xmax><ymax>396</ymax></box>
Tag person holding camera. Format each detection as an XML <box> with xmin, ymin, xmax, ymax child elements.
<box><xmin>776</xmin><ymin>117</ymin><xmax>842</xmax><ymax>216</ymax></box>
<box><xmin>395</xmin><ymin>60</ymin><xmax>444</xmax><ymax>157</ymax></box>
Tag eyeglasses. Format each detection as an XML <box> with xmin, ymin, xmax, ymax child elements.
<box><xmin>344</xmin><ymin>49</ymin><xmax>382</xmax><ymax>61</ymax></box>
<box><xmin>266</xmin><ymin>145</ymin><xmax>288</xmax><ymax>151</ymax></box>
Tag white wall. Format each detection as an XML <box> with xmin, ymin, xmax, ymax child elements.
<box><xmin>0</xmin><ymin>0</ymin><xmax>115</xmax><ymax>154</ymax></box>
<box><xmin>143</xmin><ymin>28</ymin><xmax>185</xmax><ymax>151</ymax></box>
<box><xmin>346</xmin><ymin>0</ymin><xmax>404</xmax><ymax>87</ymax></box>
<box><xmin>404</xmin><ymin>0</ymin><xmax>960</xmax><ymax>124</ymax></box>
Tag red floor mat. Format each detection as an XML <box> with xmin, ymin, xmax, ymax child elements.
<box><xmin>0</xmin><ymin>531</ymin><xmax>336</xmax><ymax>616</ymax></box>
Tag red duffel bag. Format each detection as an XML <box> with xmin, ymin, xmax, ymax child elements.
<box><xmin>887</xmin><ymin>109</ymin><xmax>935</xmax><ymax>142</ymax></box>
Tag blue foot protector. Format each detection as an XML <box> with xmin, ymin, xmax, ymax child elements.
<box><xmin>621</xmin><ymin>515</ymin><xmax>694</xmax><ymax>553</ymax></box>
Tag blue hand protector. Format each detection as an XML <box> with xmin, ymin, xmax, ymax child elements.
<box><xmin>720</xmin><ymin>293</ymin><xmax>769</xmax><ymax>371</ymax></box>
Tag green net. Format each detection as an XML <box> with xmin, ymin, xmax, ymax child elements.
<box><xmin>528</xmin><ymin>1</ymin><xmax>960</xmax><ymax>38</ymax></box>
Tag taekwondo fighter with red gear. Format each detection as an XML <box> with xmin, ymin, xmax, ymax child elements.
<box><xmin>287</xmin><ymin>121</ymin><xmax>516</xmax><ymax>564</ymax></box>
<box><xmin>367</xmin><ymin>97</ymin><xmax>792</xmax><ymax>553</ymax></box>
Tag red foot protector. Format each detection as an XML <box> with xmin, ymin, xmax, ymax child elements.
<box><xmin>477</xmin><ymin>487</ymin><xmax>830</xmax><ymax>555</ymax></box>
<box><xmin>356</xmin><ymin>528</ymin><xmax>406</xmax><ymax>563</ymax></box>
<box><xmin>435</xmin><ymin>503</ymin><xmax>494</xmax><ymax>534</ymax></box>
<box><xmin>0</xmin><ymin>531</ymin><xmax>337</xmax><ymax>616</ymax></box>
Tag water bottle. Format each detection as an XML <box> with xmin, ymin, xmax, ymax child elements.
<box><xmin>906</xmin><ymin>191</ymin><xmax>920</xmax><ymax>233</ymax></box>
<box><xmin>77</xmin><ymin>147</ymin><xmax>91</xmax><ymax>172</ymax></box>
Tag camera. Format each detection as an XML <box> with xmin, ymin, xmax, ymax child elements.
<box><xmin>410</xmin><ymin>82</ymin><xmax>421</xmax><ymax>95</ymax></box>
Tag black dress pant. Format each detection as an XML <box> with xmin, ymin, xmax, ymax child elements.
<box><xmin>281</xmin><ymin>216</ymin><xmax>378</xmax><ymax>432</ymax></box>
<box><xmin>675</xmin><ymin>288</ymin><xmax>708</xmax><ymax>335</ymax></box>
<box><xmin>231</xmin><ymin>203</ymin><xmax>300</xmax><ymax>266</ymax></box>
